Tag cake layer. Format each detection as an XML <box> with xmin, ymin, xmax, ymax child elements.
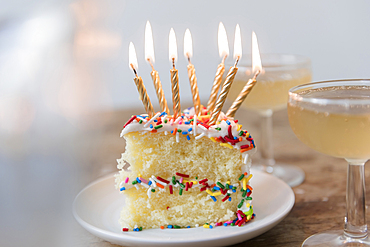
<box><xmin>120</xmin><ymin>189</ymin><xmax>245</xmax><ymax>229</ymax></box>
<box><xmin>118</xmin><ymin>131</ymin><xmax>247</xmax><ymax>183</ymax></box>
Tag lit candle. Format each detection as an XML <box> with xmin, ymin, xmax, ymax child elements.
<box><xmin>169</xmin><ymin>28</ymin><xmax>181</xmax><ymax>119</ymax></box>
<box><xmin>145</xmin><ymin>21</ymin><xmax>170</xmax><ymax>114</ymax></box>
<box><xmin>207</xmin><ymin>22</ymin><xmax>229</xmax><ymax>113</ymax></box>
<box><xmin>129</xmin><ymin>42</ymin><xmax>155</xmax><ymax>118</ymax></box>
<box><xmin>226</xmin><ymin>32</ymin><xmax>262</xmax><ymax>118</ymax></box>
<box><xmin>209</xmin><ymin>24</ymin><xmax>242</xmax><ymax>125</ymax></box>
<box><xmin>184</xmin><ymin>29</ymin><xmax>201</xmax><ymax>116</ymax></box>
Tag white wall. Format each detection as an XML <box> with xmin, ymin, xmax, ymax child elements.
<box><xmin>1</xmin><ymin>0</ymin><xmax>370</xmax><ymax>115</ymax></box>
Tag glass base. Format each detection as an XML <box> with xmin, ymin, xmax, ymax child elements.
<box><xmin>302</xmin><ymin>230</ymin><xmax>370</xmax><ymax>246</ymax></box>
<box><xmin>253</xmin><ymin>163</ymin><xmax>305</xmax><ymax>187</ymax></box>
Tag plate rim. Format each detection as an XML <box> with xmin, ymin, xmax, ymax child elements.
<box><xmin>73</xmin><ymin>169</ymin><xmax>295</xmax><ymax>245</ymax></box>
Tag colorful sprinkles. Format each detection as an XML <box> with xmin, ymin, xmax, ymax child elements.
<box><xmin>121</xmin><ymin>107</ymin><xmax>256</xmax><ymax>152</ymax></box>
<box><xmin>120</xmin><ymin>107</ymin><xmax>257</xmax><ymax>232</ymax></box>
<box><xmin>119</xmin><ymin>171</ymin><xmax>254</xmax><ymax>231</ymax></box>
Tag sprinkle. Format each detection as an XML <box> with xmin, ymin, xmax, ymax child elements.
<box><xmin>169</xmin><ymin>185</ymin><xmax>173</xmax><ymax>194</ymax></box>
<box><xmin>210</xmin><ymin>137</ymin><xmax>217</xmax><ymax>142</ymax></box>
<box><xmin>195</xmin><ymin>132</ymin><xmax>205</xmax><ymax>140</ymax></box>
<box><xmin>193</xmin><ymin>115</ymin><xmax>197</xmax><ymax>135</ymax></box>
<box><xmin>120</xmin><ymin>187</ymin><xmax>125</xmax><ymax>191</ymax></box>
<box><xmin>185</xmin><ymin>182</ymin><xmax>189</xmax><ymax>191</ymax></box>
<box><xmin>136</xmin><ymin>177</ymin><xmax>141</xmax><ymax>183</ymax></box>
<box><xmin>242</xmin><ymin>190</ymin><xmax>247</xmax><ymax>197</ymax></box>
<box><xmin>188</xmin><ymin>127</ymin><xmax>193</xmax><ymax>132</ymax></box>
<box><xmin>199</xmin><ymin>178</ymin><xmax>208</xmax><ymax>184</ymax></box>
<box><xmin>134</xmin><ymin>184</ymin><xmax>139</xmax><ymax>190</ymax></box>
<box><xmin>215</xmin><ymin>127</ymin><xmax>221</xmax><ymax>131</ymax></box>
<box><xmin>218</xmin><ymin>136</ymin><xmax>226</xmax><ymax>143</ymax></box>
<box><xmin>213</xmin><ymin>191</ymin><xmax>221</xmax><ymax>197</ymax></box>
<box><xmin>237</xmin><ymin>213</ymin><xmax>242</xmax><ymax>221</ymax></box>
<box><xmin>186</xmin><ymin>135</ymin><xmax>190</xmax><ymax>140</ymax></box>
<box><xmin>156</xmin><ymin>183</ymin><xmax>164</xmax><ymax>189</ymax></box>
<box><xmin>177</xmin><ymin>129</ymin><xmax>182</xmax><ymax>132</ymax></box>
<box><xmin>179</xmin><ymin>188</ymin><xmax>183</xmax><ymax>195</ymax></box>
<box><xmin>187</xmin><ymin>226</ymin><xmax>191</xmax><ymax>228</ymax></box>
<box><xmin>246</xmin><ymin>197</ymin><xmax>252</xmax><ymax>200</ymax></box>
<box><xmin>217</xmin><ymin>182</ymin><xmax>225</xmax><ymax>189</ymax></box>
<box><xmin>200</xmin><ymin>186</ymin><xmax>207</xmax><ymax>192</ymax></box>
<box><xmin>203</xmin><ymin>224</ymin><xmax>210</xmax><ymax>228</ymax></box>
<box><xmin>222</xmin><ymin>195</ymin><xmax>230</xmax><ymax>202</ymax></box>
<box><xmin>148</xmin><ymin>180</ymin><xmax>152</xmax><ymax>186</ymax></box>
<box><xmin>156</xmin><ymin>176</ymin><xmax>170</xmax><ymax>184</ymax></box>
<box><xmin>122</xmin><ymin>228</ymin><xmax>129</xmax><ymax>231</ymax></box>
<box><xmin>179</xmin><ymin>182</ymin><xmax>185</xmax><ymax>189</ymax></box>
<box><xmin>174</xmin><ymin>116</ymin><xmax>182</xmax><ymax>124</ymax></box>
<box><xmin>151</xmin><ymin>188</ymin><xmax>156</xmax><ymax>192</ymax></box>
<box><xmin>226</xmin><ymin>120</ymin><xmax>231</xmax><ymax>125</ymax></box>
<box><xmin>238</xmin><ymin>199</ymin><xmax>245</xmax><ymax>208</ymax></box>
<box><xmin>176</xmin><ymin>132</ymin><xmax>179</xmax><ymax>142</ymax></box>
<box><xmin>149</xmin><ymin>124</ymin><xmax>153</xmax><ymax>128</ymax></box>
<box><xmin>209</xmin><ymin>225</ymin><xmax>213</xmax><ymax>229</ymax></box>
<box><xmin>232</xmin><ymin>189</ymin><xmax>236</xmax><ymax>193</ymax></box>
<box><xmin>168</xmin><ymin>225</ymin><xmax>173</xmax><ymax>229</ymax></box>
<box><xmin>132</xmin><ymin>180</ymin><xmax>138</xmax><ymax>185</ymax></box>
<box><xmin>154</xmin><ymin>125</ymin><xmax>163</xmax><ymax>129</ymax></box>
<box><xmin>174</xmin><ymin>225</ymin><xmax>181</xmax><ymax>229</ymax></box>
<box><xmin>242</xmin><ymin>178</ymin><xmax>247</xmax><ymax>190</ymax></box>
<box><xmin>240</xmin><ymin>144</ymin><xmax>250</xmax><ymax>149</ymax></box>
<box><xmin>223</xmin><ymin>223</ymin><xmax>228</xmax><ymax>226</ymax></box>
<box><xmin>238</xmin><ymin>174</ymin><xmax>245</xmax><ymax>180</ymax></box>
<box><xmin>123</xmin><ymin>116</ymin><xmax>136</xmax><ymax>129</ymax></box>
<box><xmin>229</xmin><ymin>197</ymin><xmax>232</xmax><ymax>201</ymax></box>
<box><xmin>176</xmin><ymin>172</ymin><xmax>190</xmax><ymax>178</ymax></box>
<box><xmin>160</xmin><ymin>226</ymin><xmax>164</xmax><ymax>229</ymax></box>
<box><xmin>139</xmin><ymin>177</ymin><xmax>148</xmax><ymax>183</ymax></box>
<box><xmin>172</xmin><ymin>128</ymin><xmax>177</xmax><ymax>135</ymax></box>
<box><xmin>228</xmin><ymin>125</ymin><xmax>233</xmax><ymax>139</ymax></box>
<box><xmin>213</xmin><ymin>186</ymin><xmax>220</xmax><ymax>191</ymax></box>
<box><xmin>220</xmin><ymin>143</ymin><xmax>233</xmax><ymax>149</ymax></box>
<box><xmin>189</xmin><ymin>182</ymin><xmax>193</xmax><ymax>188</ymax></box>
<box><xmin>141</xmin><ymin>182</ymin><xmax>149</xmax><ymax>188</ymax></box>
<box><xmin>182</xmin><ymin>131</ymin><xmax>188</xmax><ymax>135</ymax></box>
<box><xmin>179</xmin><ymin>177</ymin><xmax>183</xmax><ymax>183</ymax></box>
<box><xmin>206</xmin><ymin>189</ymin><xmax>214</xmax><ymax>196</ymax></box>
<box><xmin>245</xmin><ymin>174</ymin><xmax>253</xmax><ymax>183</ymax></box>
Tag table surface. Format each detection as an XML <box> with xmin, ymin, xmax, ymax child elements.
<box><xmin>2</xmin><ymin>105</ymin><xmax>370</xmax><ymax>247</ymax></box>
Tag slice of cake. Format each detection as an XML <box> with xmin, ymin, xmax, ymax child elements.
<box><xmin>115</xmin><ymin>106</ymin><xmax>256</xmax><ymax>231</ymax></box>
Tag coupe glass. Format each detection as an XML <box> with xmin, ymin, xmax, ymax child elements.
<box><xmin>288</xmin><ymin>79</ymin><xmax>370</xmax><ymax>246</ymax></box>
<box><xmin>226</xmin><ymin>54</ymin><xmax>311</xmax><ymax>187</ymax></box>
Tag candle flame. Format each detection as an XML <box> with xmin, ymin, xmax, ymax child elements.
<box><xmin>252</xmin><ymin>31</ymin><xmax>262</xmax><ymax>72</ymax></box>
<box><xmin>184</xmin><ymin>28</ymin><xmax>193</xmax><ymax>59</ymax></box>
<box><xmin>233</xmin><ymin>24</ymin><xmax>242</xmax><ymax>60</ymax></box>
<box><xmin>129</xmin><ymin>42</ymin><xmax>138</xmax><ymax>71</ymax></box>
<box><xmin>218</xmin><ymin>22</ymin><xmax>229</xmax><ymax>58</ymax></box>
<box><xmin>169</xmin><ymin>28</ymin><xmax>178</xmax><ymax>62</ymax></box>
<box><xmin>145</xmin><ymin>20</ymin><xmax>155</xmax><ymax>63</ymax></box>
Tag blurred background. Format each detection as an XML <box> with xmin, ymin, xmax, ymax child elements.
<box><xmin>1</xmin><ymin>0</ymin><xmax>370</xmax><ymax>246</ymax></box>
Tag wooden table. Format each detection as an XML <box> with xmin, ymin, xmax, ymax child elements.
<box><xmin>72</xmin><ymin>105</ymin><xmax>370</xmax><ymax>247</ymax></box>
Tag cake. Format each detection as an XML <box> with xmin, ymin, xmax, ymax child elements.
<box><xmin>115</xmin><ymin>106</ymin><xmax>256</xmax><ymax>231</ymax></box>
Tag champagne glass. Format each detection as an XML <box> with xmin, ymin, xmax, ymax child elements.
<box><xmin>226</xmin><ymin>54</ymin><xmax>311</xmax><ymax>187</ymax></box>
<box><xmin>288</xmin><ymin>79</ymin><xmax>370</xmax><ymax>246</ymax></box>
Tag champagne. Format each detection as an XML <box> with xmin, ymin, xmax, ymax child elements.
<box><xmin>288</xmin><ymin>86</ymin><xmax>370</xmax><ymax>159</ymax></box>
<box><xmin>228</xmin><ymin>69</ymin><xmax>311</xmax><ymax>111</ymax></box>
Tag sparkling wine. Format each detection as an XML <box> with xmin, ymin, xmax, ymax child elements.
<box><xmin>288</xmin><ymin>86</ymin><xmax>370</xmax><ymax>159</ymax></box>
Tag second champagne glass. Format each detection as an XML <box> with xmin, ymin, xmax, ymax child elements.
<box><xmin>226</xmin><ymin>54</ymin><xmax>312</xmax><ymax>187</ymax></box>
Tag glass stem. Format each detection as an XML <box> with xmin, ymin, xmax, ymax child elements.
<box><xmin>344</xmin><ymin>159</ymin><xmax>368</xmax><ymax>238</ymax></box>
<box><xmin>259</xmin><ymin>109</ymin><xmax>275</xmax><ymax>172</ymax></box>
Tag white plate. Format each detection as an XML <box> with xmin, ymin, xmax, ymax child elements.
<box><xmin>73</xmin><ymin>169</ymin><xmax>295</xmax><ymax>247</ymax></box>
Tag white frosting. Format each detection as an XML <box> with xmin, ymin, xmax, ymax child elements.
<box><xmin>120</xmin><ymin>107</ymin><xmax>257</xmax><ymax>163</ymax></box>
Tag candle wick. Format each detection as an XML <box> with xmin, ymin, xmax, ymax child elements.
<box><xmin>222</xmin><ymin>55</ymin><xmax>227</xmax><ymax>64</ymax></box>
<box><xmin>130</xmin><ymin>63</ymin><xmax>138</xmax><ymax>76</ymax></box>
<box><xmin>147</xmin><ymin>58</ymin><xmax>155</xmax><ymax>70</ymax></box>
<box><xmin>234</xmin><ymin>56</ymin><xmax>240</xmax><ymax>67</ymax></box>
<box><xmin>187</xmin><ymin>55</ymin><xmax>191</xmax><ymax>64</ymax></box>
<box><xmin>172</xmin><ymin>57</ymin><xmax>175</xmax><ymax>69</ymax></box>
<box><xmin>252</xmin><ymin>70</ymin><xmax>261</xmax><ymax>80</ymax></box>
